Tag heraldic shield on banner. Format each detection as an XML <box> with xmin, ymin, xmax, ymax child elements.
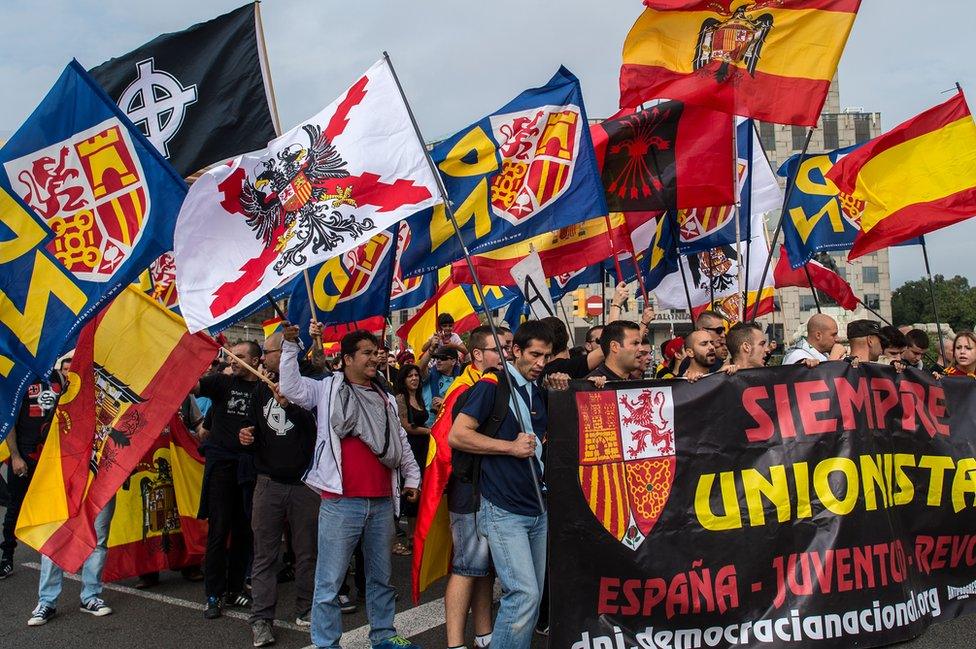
<box><xmin>487</xmin><ymin>104</ymin><xmax>581</xmax><ymax>224</ymax></box>
<box><xmin>4</xmin><ymin>119</ymin><xmax>150</xmax><ymax>283</ymax></box>
<box><xmin>576</xmin><ymin>387</ymin><xmax>675</xmax><ymax>551</ymax></box>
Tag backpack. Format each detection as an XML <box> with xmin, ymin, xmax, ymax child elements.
<box><xmin>450</xmin><ymin>368</ymin><xmax>511</xmax><ymax>486</ymax></box>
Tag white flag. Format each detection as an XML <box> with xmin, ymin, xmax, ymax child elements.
<box><xmin>655</xmin><ymin>212</ymin><xmax>774</xmax><ymax>323</ymax></box>
<box><xmin>510</xmin><ymin>249</ymin><xmax>556</xmax><ymax>319</ymax></box>
<box><xmin>174</xmin><ymin>60</ymin><xmax>442</xmax><ymax>333</ymax></box>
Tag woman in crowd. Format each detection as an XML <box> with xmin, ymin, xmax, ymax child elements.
<box><xmin>392</xmin><ymin>364</ymin><xmax>432</xmax><ymax>555</ymax></box>
<box><xmin>944</xmin><ymin>331</ymin><xmax>976</xmax><ymax>377</ymax></box>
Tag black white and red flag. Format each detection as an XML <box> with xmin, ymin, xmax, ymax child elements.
<box><xmin>591</xmin><ymin>101</ymin><xmax>734</xmax><ymax>212</ymax></box>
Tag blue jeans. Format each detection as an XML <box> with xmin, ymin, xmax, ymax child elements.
<box><xmin>476</xmin><ymin>498</ymin><xmax>547</xmax><ymax>649</ymax></box>
<box><xmin>311</xmin><ymin>497</ymin><xmax>396</xmax><ymax>649</ymax></box>
<box><xmin>38</xmin><ymin>497</ymin><xmax>115</xmax><ymax>607</ymax></box>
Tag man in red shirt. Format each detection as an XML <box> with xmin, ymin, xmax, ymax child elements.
<box><xmin>279</xmin><ymin>324</ymin><xmax>422</xmax><ymax>649</ymax></box>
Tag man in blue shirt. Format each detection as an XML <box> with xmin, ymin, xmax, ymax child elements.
<box><xmin>448</xmin><ymin>320</ymin><xmax>553</xmax><ymax>649</ymax></box>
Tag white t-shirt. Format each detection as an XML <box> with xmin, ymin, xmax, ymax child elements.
<box><xmin>781</xmin><ymin>339</ymin><xmax>829</xmax><ymax>365</ymax></box>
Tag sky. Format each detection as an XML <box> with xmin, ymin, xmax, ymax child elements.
<box><xmin>1</xmin><ymin>0</ymin><xmax>973</xmax><ymax>289</ymax></box>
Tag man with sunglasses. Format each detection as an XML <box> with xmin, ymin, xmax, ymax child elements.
<box><xmin>696</xmin><ymin>311</ymin><xmax>730</xmax><ymax>365</ymax></box>
<box><xmin>238</xmin><ymin>331</ymin><xmax>318</xmax><ymax>646</ymax></box>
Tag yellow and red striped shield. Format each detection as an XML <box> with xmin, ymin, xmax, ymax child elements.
<box><xmin>576</xmin><ymin>387</ymin><xmax>676</xmax><ymax>551</ymax></box>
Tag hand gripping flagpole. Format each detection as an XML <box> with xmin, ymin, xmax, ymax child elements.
<box><xmin>383</xmin><ymin>52</ymin><xmax>545</xmax><ymax>514</ymax></box>
<box><xmin>749</xmin><ymin>125</ymin><xmax>817</xmax><ymax>322</ymax></box>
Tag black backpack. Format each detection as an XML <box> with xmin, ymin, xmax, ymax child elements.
<box><xmin>449</xmin><ymin>369</ymin><xmax>511</xmax><ymax>486</ymax></box>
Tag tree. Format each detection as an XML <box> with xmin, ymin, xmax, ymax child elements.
<box><xmin>891</xmin><ymin>275</ymin><xmax>976</xmax><ymax>332</ymax></box>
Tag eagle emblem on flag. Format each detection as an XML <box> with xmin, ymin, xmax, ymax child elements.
<box><xmin>236</xmin><ymin>124</ymin><xmax>367</xmax><ymax>273</ymax></box>
<box><xmin>577</xmin><ymin>388</ymin><xmax>676</xmax><ymax>551</ymax></box>
<box><xmin>694</xmin><ymin>6</ymin><xmax>774</xmax><ymax>82</ymax></box>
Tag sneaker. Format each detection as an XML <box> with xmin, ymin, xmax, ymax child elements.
<box><xmin>204</xmin><ymin>595</ymin><xmax>222</xmax><ymax>619</ymax></box>
<box><xmin>225</xmin><ymin>590</ymin><xmax>253</xmax><ymax>608</ymax></box>
<box><xmin>337</xmin><ymin>594</ymin><xmax>357</xmax><ymax>614</ymax></box>
<box><xmin>372</xmin><ymin>637</ymin><xmax>421</xmax><ymax>649</ymax></box>
<box><xmin>27</xmin><ymin>604</ymin><xmax>56</xmax><ymax>626</ymax></box>
<box><xmin>251</xmin><ymin>619</ymin><xmax>275</xmax><ymax>647</ymax></box>
<box><xmin>0</xmin><ymin>559</ymin><xmax>12</xmax><ymax>580</ymax></box>
<box><xmin>534</xmin><ymin>624</ymin><xmax>549</xmax><ymax>636</ymax></box>
<box><xmin>80</xmin><ymin>597</ymin><xmax>113</xmax><ymax>617</ymax></box>
<box><xmin>295</xmin><ymin>610</ymin><xmax>311</xmax><ymax>627</ymax></box>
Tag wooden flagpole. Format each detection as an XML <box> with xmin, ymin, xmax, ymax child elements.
<box><xmin>222</xmin><ymin>346</ymin><xmax>276</xmax><ymax>389</ymax></box>
<box><xmin>383</xmin><ymin>51</ymin><xmax>544</xmax><ymax>513</ymax></box>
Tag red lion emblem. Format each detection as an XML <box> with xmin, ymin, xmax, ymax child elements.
<box><xmin>17</xmin><ymin>146</ymin><xmax>87</xmax><ymax>220</ymax></box>
<box><xmin>619</xmin><ymin>390</ymin><xmax>672</xmax><ymax>458</ymax></box>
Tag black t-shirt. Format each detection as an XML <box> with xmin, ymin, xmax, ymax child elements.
<box><xmin>15</xmin><ymin>372</ymin><xmax>64</xmax><ymax>459</ymax></box>
<box><xmin>586</xmin><ymin>363</ymin><xmax>626</xmax><ymax>381</ymax></box>
<box><xmin>542</xmin><ymin>355</ymin><xmax>591</xmax><ymax>381</ymax></box>
<box><xmin>244</xmin><ymin>382</ymin><xmax>317</xmax><ymax>483</ymax></box>
<box><xmin>198</xmin><ymin>374</ymin><xmax>259</xmax><ymax>455</ymax></box>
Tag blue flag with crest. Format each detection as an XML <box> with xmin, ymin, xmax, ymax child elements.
<box><xmin>779</xmin><ymin>144</ymin><xmax>921</xmax><ymax>268</ymax></box>
<box><xmin>398</xmin><ymin>67</ymin><xmax>607</xmax><ymax>277</ymax></box>
<box><xmin>0</xmin><ymin>60</ymin><xmax>187</xmax><ymax>440</ymax></box>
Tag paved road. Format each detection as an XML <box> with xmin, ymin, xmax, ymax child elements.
<box><xmin>0</xmin><ymin>506</ymin><xmax>973</xmax><ymax>648</ymax></box>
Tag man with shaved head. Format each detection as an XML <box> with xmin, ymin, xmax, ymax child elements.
<box><xmin>782</xmin><ymin>313</ymin><xmax>839</xmax><ymax>365</ymax></box>
<box><xmin>682</xmin><ymin>330</ymin><xmax>718</xmax><ymax>379</ymax></box>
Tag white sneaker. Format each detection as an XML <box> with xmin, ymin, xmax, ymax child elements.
<box><xmin>80</xmin><ymin>597</ymin><xmax>113</xmax><ymax>616</ymax></box>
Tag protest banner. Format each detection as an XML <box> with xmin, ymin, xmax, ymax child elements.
<box><xmin>549</xmin><ymin>363</ymin><xmax>976</xmax><ymax>649</ymax></box>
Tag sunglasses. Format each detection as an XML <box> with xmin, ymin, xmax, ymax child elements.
<box><xmin>702</xmin><ymin>326</ymin><xmax>726</xmax><ymax>335</ymax></box>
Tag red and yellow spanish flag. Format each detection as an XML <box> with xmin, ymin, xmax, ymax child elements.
<box><xmin>396</xmin><ymin>277</ymin><xmax>511</xmax><ymax>355</ymax></box>
<box><xmin>103</xmin><ymin>414</ymin><xmax>208</xmax><ymax>582</ymax></box>
<box><xmin>450</xmin><ymin>214</ymin><xmax>629</xmax><ymax>286</ymax></box>
<box><xmin>16</xmin><ymin>287</ymin><xmax>218</xmax><ymax>572</ymax></box>
<box><xmin>827</xmin><ymin>92</ymin><xmax>976</xmax><ymax>259</ymax></box>
<box><xmin>411</xmin><ymin>364</ymin><xmax>488</xmax><ymax>602</ymax></box>
<box><xmin>620</xmin><ymin>0</ymin><xmax>861</xmax><ymax>126</ymax></box>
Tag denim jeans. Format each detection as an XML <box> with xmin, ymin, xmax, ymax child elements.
<box><xmin>476</xmin><ymin>498</ymin><xmax>547</xmax><ymax>649</ymax></box>
<box><xmin>38</xmin><ymin>497</ymin><xmax>116</xmax><ymax>607</ymax></box>
<box><xmin>311</xmin><ymin>497</ymin><xmax>396</xmax><ymax>649</ymax></box>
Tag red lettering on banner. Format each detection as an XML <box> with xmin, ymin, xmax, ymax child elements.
<box><xmin>928</xmin><ymin>385</ymin><xmax>950</xmax><ymax>436</ymax></box>
<box><xmin>871</xmin><ymin>378</ymin><xmax>899</xmax><ymax>428</ymax></box>
<box><xmin>773</xmin><ymin>383</ymin><xmax>796</xmax><ymax>438</ymax></box>
<box><xmin>742</xmin><ymin>386</ymin><xmax>772</xmax><ymax>442</ymax></box>
<box><xmin>795</xmin><ymin>379</ymin><xmax>837</xmax><ymax>435</ymax></box>
<box><xmin>836</xmin><ymin>376</ymin><xmax>873</xmax><ymax>430</ymax></box>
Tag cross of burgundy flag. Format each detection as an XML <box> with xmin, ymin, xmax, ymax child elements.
<box><xmin>174</xmin><ymin>59</ymin><xmax>442</xmax><ymax>333</ymax></box>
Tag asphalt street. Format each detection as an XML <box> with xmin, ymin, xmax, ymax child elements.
<box><xmin>0</xmin><ymin>505</ymin><xmax>974</xmax><ymax>648</ymax></box>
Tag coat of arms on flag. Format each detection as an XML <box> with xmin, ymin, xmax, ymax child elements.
<box><xmin>4</xmin><ymin>122</ymin><xmax>151</xmax><ymax>282</ymax></box>
<box><xmin>576</xmin><ymin>387</ymin><xmax>676</xmax><ymax>551</ymax></box>
<box><xmin>174</xmin><ymin>59</ymin><xmax>441</xmax><ymax>333</ymax></box>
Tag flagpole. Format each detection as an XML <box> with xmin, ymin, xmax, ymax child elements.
<box><xmin>253</xmin><ymin>1</ymin><xmax>283</xmax><ymax>135</ymax></box>
<box><xmin>855</xmin><ymin>298</ymin><xmax>894</xmax><ymax>327</ymax></box>
<box><xmin>382</xmin><ymin>51</ymin><xmax>544</xmax><ymax>513</ymax></box>
<box><xmin>222</xmin><ymin>346</ymin><xmax>277</xmax><ymax>389</ymax></box>
<box><xmin>303</xmin><ymin>270</ymin><xmax>323</xmax><ymax>352</ymax></box>
<box><xmin>732</xmin><ymin>115</ymin><xmax>745</xmax><ymax>321</ymax></box>
<box><xmin>749</xmin><ymin>125</ymin><xmax>817</xmax><ymax>321</ymax></box>
<box><xmin>600</xmin><ymin>267</ymin><xmax>607</xmax><ymax>326</ymax></box>
<box><xmin>920</xmin><ymin>236</ymin><xmax>948</xmax><ymax>364</ymax></box>
<box><xmin>742</xmin><ymin>119</ymin><xmax>755</xmax><ymax>318</ymax></box>
<box><xmin>803</xmin><ymin>263</ymin><xmax>822</xmax><ymax>313</ymax></box>
<box><xmin>670</xmin><ymin>213</ymin><xmax>695</xmax><ymax>316</ymax></box>
<box><xmin>604</xmin><ymin>214</ymin><xmax>626</xmax><ymax>282</ymax></box>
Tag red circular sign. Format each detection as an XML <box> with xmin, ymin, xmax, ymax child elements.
<box><xmin>586</xmin><ymin>295</ymin><xmax>603</xmax><ymax>317</ymax></box>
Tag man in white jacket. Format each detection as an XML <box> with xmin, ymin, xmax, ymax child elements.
<box><xmin>280</xmin><ymin>322</ymin><xmax>422</xmax><ymax>649</ymax></box>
